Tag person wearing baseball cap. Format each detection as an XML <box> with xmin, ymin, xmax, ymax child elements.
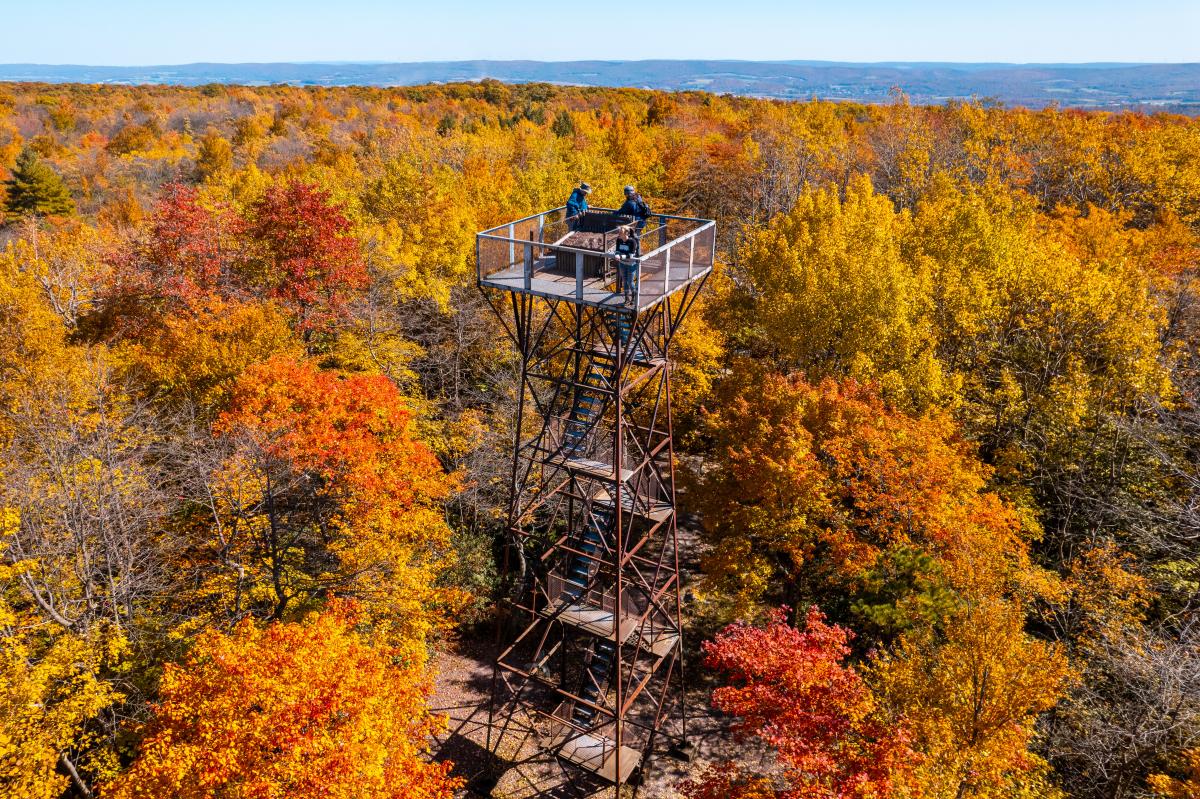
<box><xmin>566</xmin><ymin>182</ymin><xmax>591</xmax><ymax>230</ymax></box>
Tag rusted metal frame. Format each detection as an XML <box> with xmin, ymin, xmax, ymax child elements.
<box><xmin>527</xmin><ymin>313</ymin><xmax>578</xmax><ymax>365</ymax></box>
<box><xmin>522</xmin><ymin>615</ymin><xmax>559</xmax><ymax>677</ymax></box>
<box><xmin>618</xmin><ymin>575</ymin><xmax>680</xmax><ymax>714</ymax></box>
<box><xmin>616</xmin><ymin>437</ymin><xmax>671</xmax><ymax>507</ymax></box>
<box><xmin>508</xmin><ymin>306</ymin><xmax>565</xmax><ymax>470</ymax></box>
<box><xmin>619</xmin><ymin>360</ymin><xmax>666</xmax><ymax>400</ymax></box>
<box><xmin>526</xmin><ymin>296</ymin><xmax>566</xmax><ymax>366</ymax></box>
<box><xmin>621</xmin><ymin>646</ymin><xmax>675</xmax><ymax>717</ymax></box>
<box><xmin>580</xmin><ymin>646</ymin><xmax>611</xmax><ymax>706</ymax></box>
<box><xmin>497</xmin><ymin>289</ymin><xmax>532</xmax><ymax>657</ymax></box>
<box><xmin>636</xmin><ymin>359</ymin><xmax>668</xmax><ymax>464</ymax></box>
<box><xmin>516</xmin><ymin>386</ymin><xmax>561</xmax><ymax>455</ymax></box>
<box><xmin>637</xmin><ymin>650</ymin><xmax>681</xmax><ymax>779</ymax></box>
<box><xmin>615</xmin><ymin>379</ymin><xmax>668</xmax><ymax>480</ymax></box>
<box><xmin>543</xmin><ymin>291</ymin><xmax>578</xmax><ymax>334</ymax></box>
<box><xmin>615</xmin><ymin>372</ymin><xmax>668</xmax><ymax>522</ymax></box>
<box><xmin>509</xmin><ymin>469</ymin><xmax>568</xmax><ymax>529</ymax></box>
<box><xmin>506</xmin><ymin>469</ymin><xmax>570</xmax><ymax>529</ymax></box>
<box><xmin>622</xmin><ymin>419</ymin><xmax>671</xmax><ymax>444</ymax></box>
<box><xmin>526</xmin><ymin>370</ymin><xmax>617</xmax><ymax>397</ymax></box>
<box><xmin>480</xmin><ymin>287</ymin><xmax>521</xmax><ymax>347</ymax></box>
<box><xmin>495</xmin><ymin>612</ymin><xmax>556</xmax><ymax>672</ymax></box>
<box><xmin>621</xmin><ymin>308</ymin><xmax>659</xmax><ymax>366</ymax></box>
<box><xmin>617</xmin><ymin>517</ymin><xmax>659</xmax><ymax>567</ymax></box>
<box><xmin>538</xmin><ymin>483</ymin><xmax>572</xmax><ymax>548</ymax></box>
<box><xmin>611</xmin><ymin>572</ymin><xmax>678</xmax><ymax>649</ymax></box>
<box><xmin>542</xmin><ymin>675</ymin><xmax>620</xmax><ymax>724</ymax></box>
<box><xmin>621</xmin><ymin>364</ymin><xmax>667</xmax><ymax>415</ymax></box>
<box><xmin>663</xmin><ymin>343</ymin><xmax>689</xmax><ymax>748</ymax></box>
<box><xmin>612</xmin><ymin>311</ymin><xmax>627</xmax><ymax>792</ymax></box>
<box><xmin>640</xmin><ymin>483</ymin><xmax>674</xmax><ymax>615</ymax></box>
<box><xmin>529</xmin><ymin>425</ymin><xmax>614</xmax><ymax>461</ymax></box>
<box><xmin>664</xmin><ymin>272</ymin><xmax>710</xmax><ymax>343</ymax></box>
<box><xmin>543</xmin><ymin>536</ymin><xmax>611</xmax><ymax>568</ymax></box>
<box><xmin>627</xmin><ymin>570</ymin><xmax>679</xmax><ymax>628</ymax></box>
<box><xmin>614</xmin><ymin>654</ymin><xmax>677</xmax><ymax>725</ymax></box>
<box><xmin>502</xmin><ymin>293</ymin><xmax>554</xmax><ymax>676</ymax></box>
<box><xmin>625</xmin><ymin>541</ymin><xmax>674</xmax><ymax>575</ymax></box>
<box><xmin>496</xmin><ymin>633</ymin><xmax>556</xmax><ymax>676</ymax></box>
<box><xmin>541</xmin><ymin>488</ymin><xmax>631</xmax><ymax>563</ymax></box>
<box><xmin>551</xmin><ymin>704</ymin><xmax>678</xmax><ymax>754</ymax></box>
<box><xmin>619</xmin><ymin>517</ymin><xmax>669</xmax><ymax>567</ymax></box>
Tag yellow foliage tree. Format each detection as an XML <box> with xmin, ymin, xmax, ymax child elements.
<box><xmin>734</xmin><ymin>175</ymin><xmax>946</xmax><ymax>409</ymax></box>
<box><xmin>870</xmin><ymin>598</ymin><xmax>1071</xmax><ymax>799</ymax></box>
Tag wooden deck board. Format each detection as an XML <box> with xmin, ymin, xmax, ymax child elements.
<box><xmin>481</xmin><ymin>260</ymin><xmax>711</xmax><ymax>311</ymax></box>
<box><xmin>555</xmin><ymin>732</ymin><xmax>642</xmax><ymax>783</ymax></box>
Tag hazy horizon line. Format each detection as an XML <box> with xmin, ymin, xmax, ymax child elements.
<box><xmin>2</xmin><ymin>58</ymin><xmax>1196</xmax><ymax>69</ymax></box>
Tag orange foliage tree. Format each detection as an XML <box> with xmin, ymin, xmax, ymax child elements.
<box><xmin>692</xmin><ymin>369</ymin><xmax>1045</xmax><ymax>617</ymax></box>
<box><xmin>193</xmin><ymin>356</ymin><xmax>459</xmax><ymax>649</ymax></box>
<box><xmin>102</xmin><ymin>605</ymin><xmax>461</xmax><ymax>799</ymax></box>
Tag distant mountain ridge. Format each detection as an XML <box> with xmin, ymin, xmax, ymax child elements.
<box><xmin>1</xmin><ymin>60</ymin><xmax>1197</xmax><ymax>111</ymax></box>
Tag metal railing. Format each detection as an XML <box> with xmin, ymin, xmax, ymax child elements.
<box><xmin>477</xmin><ymin>206</ymin><xmax>716</xmax><ymax>311</ymax></box>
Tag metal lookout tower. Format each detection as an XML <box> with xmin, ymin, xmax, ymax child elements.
<box><xmin>477</xmin><ymin>204</ymin><xmax>715</xmax><ymax>793</ymax></box>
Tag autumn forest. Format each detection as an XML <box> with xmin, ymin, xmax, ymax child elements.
<box><xmin>1</xmin><ymin>80</ymin><xmax>1199</xmax><ymax>799</ymax></box>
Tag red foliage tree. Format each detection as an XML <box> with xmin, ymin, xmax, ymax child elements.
<box><xmin>97</xmin><ymin>181</ymin><xmax>365</xmax><ymax>343</ymax></box>
<box><xmin>141</xmin><ymin>183</ymin><xmax>238</xmax><ymax>303</ymax></box>
<box><xmin>682</xmin><ymin>608</ymin><xmax>914</xmax><ymax>799</ymax></box>
<box><xmin>240</xmin><ymin>181</ymin><xmax>367</xmax><ymax>333</ymax></box>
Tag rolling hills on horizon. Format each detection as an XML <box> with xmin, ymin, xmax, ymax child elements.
<box><xmin>1</xmin><ymin>59</ymin><xmax>1197</xmax><ymax>111</ymax></box>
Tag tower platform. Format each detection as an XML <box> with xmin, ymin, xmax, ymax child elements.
<box><xmin>477</xmin><ymin>206</ymin><xmax>715</xmax><ymax>313</ymax></box>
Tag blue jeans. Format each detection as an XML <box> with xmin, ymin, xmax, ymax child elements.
<box><xmin>618</xmin><ymin>260</ymin><xmax>639</xmax><ymax>300</ymax></box>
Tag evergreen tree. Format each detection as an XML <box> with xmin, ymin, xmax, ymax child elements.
<box><xmin>4</xmin><ymin>148</ymin><xmax>75</xmax><ymax>221</ymax></box>
<box><xmin>552</xmin><ymin>109</ymin><xmax>576</xmax><ymax>137</ymax></box>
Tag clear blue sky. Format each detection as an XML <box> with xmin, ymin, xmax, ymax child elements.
<box><xmin>3</xmin><ymin>0</ymin><xmax>1197</xmax><ymax>64</ymax></box>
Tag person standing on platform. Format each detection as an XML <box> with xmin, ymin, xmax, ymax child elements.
<box><xmin>566</xmin><ymin>182</ymin><xmax>591</xmax><ymax>230</ymax></box>
<box><xmin>614</xmin><ymin>225</ymin><xmax>640</xmax><ymax>306</ymax></box>
<box><xmin>616</xmin><ymin>184</ymin><xmax>651</xmax><ymax>234</ymax></box>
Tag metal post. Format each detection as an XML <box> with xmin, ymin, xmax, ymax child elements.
<box><xmin>524</xmin><ymin>241</ymin><xmax>533</xmax><ymax>291</ymax></box>
<box><xmin>663</xmin><ymin>244</ymin><xmax>672</xmax><ymax>296</ymax></box>
<box><xmin>634</xmin><ymin>257</ymin><xmax>641</xmax><ymax>310</ymax></box>
<box><xmin>688</xmin><ymin>235</ymin><xmax>695</xmax><ymax>280</ymax></box>
<box><xmin>613</xmin><ymin>314</ymin><xmax>625</xmax><ymax>795</ymax></box>
<box><xmin>575</xmin><ymin>250</ymin><xmax>583</xmax><ymax>302</ymax></box>
<box><xmin>508</xmin><ymin>223</ymin><xmax>515</xmax><ymax>267</ymax></box>
<box><xmin>664</xmin><ymin>355</ymin><xmax>689</xmax><ymax>756</ymax></box>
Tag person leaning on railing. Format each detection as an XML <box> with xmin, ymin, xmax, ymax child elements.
<box><xmin>614</xmin><ymin>225</ymin><xmax>640</xmax><ymax>306</ymax></box>
<box><xmin>566</xmin><ymin>182</ymin><xmax>591</xmax><ymax>230</ymax></box>
<box><xmin>616</xmin><ymin>184</ymin><xmax>651</xmax><ymax>235</ymax></box>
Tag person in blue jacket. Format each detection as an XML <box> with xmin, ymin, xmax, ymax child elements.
<box><xmin>566</xmin><ymin>182</ymin><xmax>591</xmax><ymax>230</ymax></box>
<box><xmin>616</xmin><ymin>184</ymin><xmax>651</xmax><ymax>233</ymax></box>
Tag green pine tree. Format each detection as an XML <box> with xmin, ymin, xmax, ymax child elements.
<box><xmin>4</xmin><ymin>147</ymin><xmax>75</xmax><ymax>221</ymax></box>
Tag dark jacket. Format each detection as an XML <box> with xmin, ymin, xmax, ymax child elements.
<box><xmin>615</xmin><ymin>236</ymin><xmax>640</xmax><ymax>259</ymax></box>
<box><xmin>566</xmin><ymin>188</ymin><xmax>589</xmax><ymax>218</ymax></box>
<box><xmin>617</xmin><ymin>194</ymin><xmax>651</xmax><ymax>221</ymax></box>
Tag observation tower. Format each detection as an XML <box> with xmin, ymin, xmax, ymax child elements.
<box><xmin>477</xmin><ymin>204</ymin><xmax>715</xmax><ymax>793</ymax></box>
